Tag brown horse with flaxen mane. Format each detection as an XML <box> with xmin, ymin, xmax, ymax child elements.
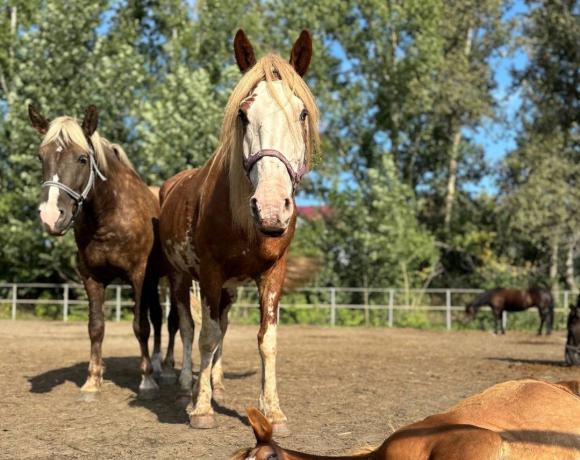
<box><xmin>159</xmin><ymin>29</ymin><xmax>319</xmax><ymax>433</ymax></box>
<box><xmin>233</xmin><ymin>379</ymin><xmax>580</xmax><ymax>460</ymax></box>
<box><xmin>29</xmin><ymin>106</ymin><xmax>165</xmax><ymax>400</ymax></box>
<box><xmin>464</xmin><ymin>287</ymin><xmax>554</xmax><ymax>335</ymax></box>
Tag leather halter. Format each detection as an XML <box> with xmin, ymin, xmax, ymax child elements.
<box><xmin>41</xmin><ymin>144</ymin><xmax>107</xmax><ymax>226</ymax></box>
<box><xmin>243</xmin><ymin>149</ymin><xmax>307</xmax><ymax>192</ymax></box>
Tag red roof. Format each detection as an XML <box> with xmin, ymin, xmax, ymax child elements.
<box><xmin>297</xmin><ymin>205</ymin><xmax>332</xmax><ymax>220</ymax></box>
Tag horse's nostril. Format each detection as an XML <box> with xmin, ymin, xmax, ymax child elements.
<box><xmin>250</xmin><ymin>198</ymin><xmax>259</xmax><ymax>215</ymax></box>
<box><xmin>284</xmin><ymin>198</ymin><xmax>292</xmax><ymax>211</ymax></box>
<box><xmin>59</xmin><ymin>208</ymin><xmax>64</xmax><ymax>216</ymax></box>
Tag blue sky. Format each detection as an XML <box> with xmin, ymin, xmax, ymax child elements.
<box><xmin>298</xmin><ymin>0</ymin><xmax>530</xmax><ymax>206</ymax></box>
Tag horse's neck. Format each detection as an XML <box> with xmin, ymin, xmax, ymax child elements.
<box><xmin>81</xmin><ymin>159</ymin><xmax>126</xmax><ymax>225</ymax></box>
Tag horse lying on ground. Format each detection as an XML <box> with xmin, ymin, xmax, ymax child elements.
<box><xmin>28</xmin><ymin>106</ymin><xmax>167</xmax><ymax>399</ymax></box>
<box><xmin>464</xmin><ymin>287</ymin><xmax>554</xmax><ymax>335</ymax></box>
<box><xmin>565</xmin><ymin>295</ymin><xmax>580</xmax><ymax>366</ymax></box>
<box><xmin>234</xmin><ymin>379</ymin><xmax>580</xmax><ymax>460</ymax></box>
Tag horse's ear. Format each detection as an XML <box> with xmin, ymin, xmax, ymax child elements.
<box><xmin>234</xmin><ymin>29</ymin><xmax>256</xmax><ymax>73</ymax></box>
<box><xmin>289</xmin><ymin>30</ymin><xmax>312</xmax><ymax>77</ymax></box>
<box><xmin>246</xmin><ymin>407</ymin><xmax>273</xmax><ymax>443</ymax></box>
<box><xmin>28</xmin><ymin>104</ymin><xmax>49</xmax><ymax>135</ymax></box>
<box><xmin>81</xmin><ymin>105</ymin><xmax>99</xmax><ymax>137</ymax></box>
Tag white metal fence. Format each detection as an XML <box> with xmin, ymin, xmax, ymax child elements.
<box><xmin>1</xmin><ymin>282</ymin><xmax>577</xmax><ymax>330</ymax></box>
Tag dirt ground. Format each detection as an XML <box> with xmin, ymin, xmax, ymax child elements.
<box><xmin>0</xmin><ymin>321</ymin><xmax>578</xmax><ymax>459</ymax></box>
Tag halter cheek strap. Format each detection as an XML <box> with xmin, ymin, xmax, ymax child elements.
<box><xmin>41</xmin><ymin>152</ymin><xmax>107</xmax><ymax>222</ymax></box>
<box><xmin>243</xmin><ymin>149</ymin><xmax>307</xmax><ymax>192</ymax></box>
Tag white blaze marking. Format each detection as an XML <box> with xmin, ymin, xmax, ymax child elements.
<box><xmin>39</xmin><ymin>174</ymin><xmax>60</xmax><ymax>230</ymax></box>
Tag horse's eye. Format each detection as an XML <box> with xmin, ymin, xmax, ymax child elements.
<box><xmin>79</xmin><ymin>155</ymin><xmax>88</xmax><ymax>165</ymax></box>
<box><xmin>238</xmin><ymin>109</ymin><xmax>249</xmax><ymax>126</ymax></box>
<box><xmin>266</xmin><ymin>455</ymin><xmax>278</xmax><ymax>460</ymax></box>
<box><xmin>300</xmin><ymin>109</ymin><xmax>308</xmax><ymax>122</ymax></box>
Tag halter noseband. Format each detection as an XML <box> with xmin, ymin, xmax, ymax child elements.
<box><xmin>41</xmin><ymin>147</ymin><xmax>107</xmax><ymax>224</ymax></box>
<box><xmin>243</xmin><ymin>149</ymin><xmax>307</xmax><ymax>192</ymax></box>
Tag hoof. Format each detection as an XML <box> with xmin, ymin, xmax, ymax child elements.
<box><xmin>159</xmin><ymin>370</ymin><xmax>177</xmax><ymax>386</ymax></box>
<box><xmin>272</xmin><ymin>422</ymin><xmax>291</xmax><ymax>437</ymax></box>
<box><xmin>213</xmin><ymin>387</ymin><xmax>226</xmax><ymax>404</ymax></box>
<box><xmin>79</xmin><ymin>391</ymin><xmax>100</xmax><ymax>403</ymax></box>
<box><xmin>138</xmin><ymin>388</ymin><xmax>159</xmax><ymax>400</ymax></box>
<box><xmin>189</xmin><ymin>414</ymin><xmax>217</xmax><ymax>429</ymax></box>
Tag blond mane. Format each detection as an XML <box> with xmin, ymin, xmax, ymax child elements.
<box><xmin>205</xmin><ymin>53</ymin><xmax>320</xmax><ymax>237</ymax></box>
<box><xmin>41</xmin><ymin>116</ymin><xmax>134</xmax><ymax>173</ymax></box>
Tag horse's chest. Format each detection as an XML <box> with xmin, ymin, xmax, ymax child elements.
<box><xmin>78</xmin><ymin>233</ymin><xmax>144</xmax><ymax>274</ymax></box>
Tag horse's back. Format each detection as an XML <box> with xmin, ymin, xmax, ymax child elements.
<box><xmin>159</xmin><ymin>168</ymin><xmax>200</xmax><ymax>206</ymax></box>
<box><xmin>381</xmin><ymin>379</ymin><xmax>580</xmax><ymax>459</ymax></box>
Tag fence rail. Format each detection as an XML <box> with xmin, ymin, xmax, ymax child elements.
<box><xmin>0</xmin><ymin>282</ymin><xmax>577</xmax><ymax>330</ymax></box>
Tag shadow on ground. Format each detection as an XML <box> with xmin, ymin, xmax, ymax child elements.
<box><xmin>27</xmin><ymin>357</ymin><xmax>255</xmax><ymax>425</ymax></box>
<box><xmin>486</xmin><ymin>357</ymin><xmax>567</xmax><ymax>367</ymax></box>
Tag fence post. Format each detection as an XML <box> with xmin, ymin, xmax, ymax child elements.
<box><xmin>445</xmin><ymin>289</ymin><xmax>451</xmax><ymax>330</ymax></box>
<box><xmin>115</xmin><ymin>285</ymin><xmax>122</xmax><ymax>322</ymax></box>
<box><xmin>63</xmin><ymin>284</ymin><xmax>69</xmax><ymax>322</ymax></box>
<box><xmin>363</xmin><ymin>287</ymin><xmax>370</xmax><ymax>327</ymax></box>
<box><xmin>563</xmin><ymin>291</ymin><xmax>569</xmax><ymax>309</ymax></box>
<box><xmin>502</xmin><ymin>310</ymin><xmax>507</xmax><ymax>331</ymax></box>
<box><xmin>330</xmin><ymin>287</ymin><xmax>336</xmax><ymax>327</ymax></box>
<box><xmin>11</xmin><ymin>284</ymin><xmax>17</xmax><ymax>320</ymax></box>
<box><xmin>388</xmin><ymin>289</ymin><xmax>394</xmax><ymax>327</ymax></box>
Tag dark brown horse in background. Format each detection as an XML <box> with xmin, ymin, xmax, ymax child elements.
<box><xmin>29</xmin><ymin>105</ymin><xmax>165</xmax><ymax>399</ymax></box>
<box><xmin>565</xmin><ymin>294</ymin><xmax>580</xmax><ymax>365</ymax></box>
<box><xmin>464</xmin><ymin>288</ymin><xmax>554</xmax><ymax>335</ymax></box>
<box><xmin>159</xmin><ymin>30</ymin><xmax>319</xmax><ymax>433</ymax></box>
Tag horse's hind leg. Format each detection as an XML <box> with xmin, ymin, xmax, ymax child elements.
<box><xmin>147</xmin><ymin>277</ymin><xmax>163</xmax><ymax>377</ymax></box>
<box><xmin>160</xmin><ymin>297</ymin><xmax>179</xmax><ymax>385</ymax></box>
<box><xmin>132</xmin><ymin>271</ymin><xmax>159</xmax><ymax>399</ymax></box>
<box><xmin>212</xmin><ymin>288</ymin><xmax>237</xmax><ymax>404</ymax></box>
<box><xmin>493</xmin><ymin>311</ymin><xmax>500</xmax><ymax>335</ymax></box>
<box><xmin>538</xmin><ymin>310</ymin><xmax>545</xmax><ymax>336</ymax></box>
<box><xmin>80</xmin><ymin>276</ymin><xmax>106</xmax><ymax>399</ymax></box>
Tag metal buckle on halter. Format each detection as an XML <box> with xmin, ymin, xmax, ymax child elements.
<box><xmin>243</xmin><ymin>148</ymin><xmax>307</xmax><ymax>192</ymax></box>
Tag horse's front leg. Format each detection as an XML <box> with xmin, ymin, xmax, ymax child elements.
<box><xmin>80</xmin><ymin>276</ymin><xmax>106</xmax><ymax>399</ymax></box>
<box><xmin>189</xmin><ymin>268</ymin><xmax>224</xmax><ymax>429</ymax></box>
<box><xmin>211</xmin><ymin>288</ymin><xmax>237</xmax><ymax>404</ymax></box>
<box><xmin>257</xmin><ymin>260</ymin><xmax>289</xmax><ymax>436</ymax></box>
<box><xmin>131</xmin><ymin>270</ymin><xmax>159</xmax><ymax>399</ymax></box>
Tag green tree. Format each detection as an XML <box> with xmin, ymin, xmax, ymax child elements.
<box><xmin>500</xmin><ymin>0</ymin><xmax>579</xmax><ymax>289</ymax></box>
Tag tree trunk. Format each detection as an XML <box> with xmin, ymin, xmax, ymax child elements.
<box><xmin>0</xmin><ymin>6</ymin><xmax>17</xmax><ymax>98</ymax></box>
<box><xmin>444</xmin><ymin>129</ymin><xmax>461</xmax><ymax>230</ymax></box>
<box><xmin>565</xmin><ymin>236</ymin><xmax>578</xmax><ymax>291</ymax></box>
<box><xmin>550</xmin><ymin>237</ymin><xmax>559</xmax><ymax>292</ymax></box>
<box><xmin>443</xmin><ymin>27</ymin><xmax>473</xmax><ymax>231</ymax></box>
